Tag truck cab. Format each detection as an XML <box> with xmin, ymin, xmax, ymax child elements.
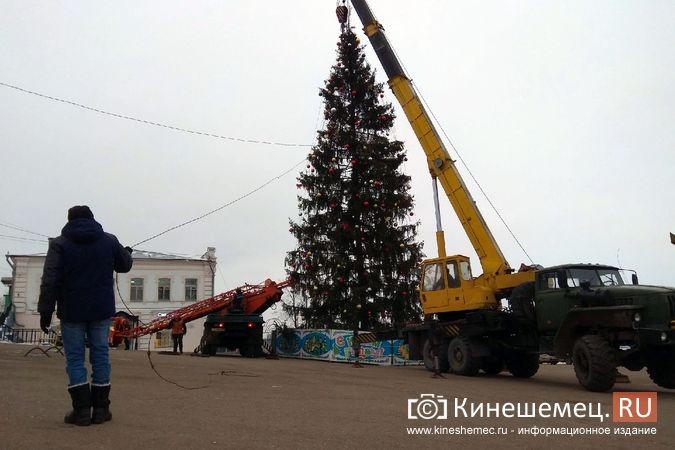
<box><xmin>419</xmin><ymin>255</ymin><xmax>497</xmax><ymax>314</ymax></box>
<box><xmin>525</xmin><ymin>264</ymin><xmax>675</xmax><ymax>390</ymax></box>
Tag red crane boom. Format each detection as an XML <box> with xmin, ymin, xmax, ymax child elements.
<box><xmin>114</xmin><ymin>278</ymin><xmax>292</xmax><ymax>341</ymax></box>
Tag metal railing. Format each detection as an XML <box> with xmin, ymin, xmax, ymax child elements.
<box><xmin>0</xmin><ymin>327</ymin><xmax>60</xmax><ymax>345</ymax></box>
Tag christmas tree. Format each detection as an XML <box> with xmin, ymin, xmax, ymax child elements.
<box><xmin>285</xmin><ymin>22</ymin><xmax>423</xmax><ymax>331</ymax></box>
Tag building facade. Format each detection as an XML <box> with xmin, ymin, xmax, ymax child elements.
<box><xmin>4</xmin><ymin>247</ymin><xmax>217</xmax><ymax>351</ymax></box>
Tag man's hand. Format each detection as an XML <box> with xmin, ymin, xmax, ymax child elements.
<box><xmin>125</xmin><ymin>246</ymin><xmax>133</xmax><ymax>254</ymax></box>
<box><xmin>40</xmin><ymin>312</ymin><xmax>52</xmax><ymax>333</ymax></box>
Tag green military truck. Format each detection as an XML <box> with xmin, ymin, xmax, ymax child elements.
<box><xmin>421</xmin><ymin>264</ymin><xmax>675</xmax><ymax>392</ymax></box>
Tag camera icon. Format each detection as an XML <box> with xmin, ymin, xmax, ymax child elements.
<box><xmin>408</xmin><ymin>394</ymin><xmax>448</xmax><ymax>420</ymax></box>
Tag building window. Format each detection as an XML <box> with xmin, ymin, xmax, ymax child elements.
<box><xmin>158</xmin><ymin>278</ymin><xmax>171</xmax><ymax>301</ymax></box>
<box><xmin>130</xmin><ymin>278</ymin><xmax>144</xmax><ymax>302</ymax></box>
<box><xmin>185</xmin><ymin>278</ymin><xmax>198</xmax><ymax>301</ymax></box>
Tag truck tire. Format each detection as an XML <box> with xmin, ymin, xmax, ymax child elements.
<box><xmin>646</xmin><ymin>353</ymin><xmax>675</xmax><ymax>389</ymax></box>
<box><xmin>509</xmin><ymin>282</ymin><xmax>536</xmax><ymax>321</ymax></box>
<box><xmin>448</xmin><ymin>336</ymin><xmax>480</xmax><ymax>376</ymax></box>
<box><xmin>423</xmin><ymin>338</ymin><xmax>449</xmax><ymax>372</ymax></box>
<box><xmin>505</xmin><ymin>352</ymin><xmax>539</xmax><ymax>378</ymax></box>
<box><xmin>240</xmin><ymin>337</ymin><xmax>263</xmax><ymax>358</ymax></box>
<box><xmin>572</xmin><ymin>335</ymin><xmax>617</xmax><ymax>392</ymax></box>
<box><xmin>201</xmin><ymin>344</ymin><xmax>216</xmax><ymax>356</ymax></box>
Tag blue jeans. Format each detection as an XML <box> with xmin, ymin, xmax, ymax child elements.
<box><xmin>61</xmin><ymin>318</ymin><xmax>111</xmax><ymax>387</ymax></box>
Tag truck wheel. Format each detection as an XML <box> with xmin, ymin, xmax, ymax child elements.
<box><xmin>249</xmin><ymin>341</ymin><xmax>263</xmax><ymax>358</ymax></box>
<box><xmin>201</xmin><ymin>344</ymin><xmax>216</xmax><ymax>356</ymax></box>
<box><xmin>509</xmin><ymin>282</ymin><xmax>536</xmax><ymax>321</ymax></box>
<box><xmin>423</xmin><ymin>338</ymin><xmax>450</xmax><ymax>372</ymax></box>
<box><xmin>572</xmin><ymin>335</ymin><xmax>617</xmax><ymax>392</ymax></box>
<box><xmin>448</xmin><ymin>336</ymin><xmax>480</xmax><ymax>376</ymax></box>
<box><xmin>646</xmin><ymin>353</ymin><xmax>675</xmax><ymax>389</ymax></box>
<box><xmin>505</xmin><ymin>352</ymin><xmax>539</xmax><ymax>378</ymax></box>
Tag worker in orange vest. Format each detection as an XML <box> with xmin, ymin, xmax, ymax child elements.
<box><xmin>169</xmin><ymin>317</ymin><xmax>187</xmax><ymax>354</ymax></box>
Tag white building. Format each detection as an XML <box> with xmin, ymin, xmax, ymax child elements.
<box><xmin>5</xmin><ymin>247</ymin><xmax>217</xmax><ymax>352</ymax></box>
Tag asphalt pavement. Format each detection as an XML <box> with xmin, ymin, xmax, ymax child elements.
<box><xmin>1</xmin><ymin>342</ymin><xmax>673</xmax><ymax>449</ymax></box>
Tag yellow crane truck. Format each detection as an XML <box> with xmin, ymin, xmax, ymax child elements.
<box><xmin>349</xmin><ymin>0</ymin><xmax>675</xmax><ymax>391</ymax></box>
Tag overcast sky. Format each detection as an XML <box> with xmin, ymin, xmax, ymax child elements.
<box><xmin>1</xmin><ymin>0</ymin><xmax>673</xmax><ymax>310</ymax></box>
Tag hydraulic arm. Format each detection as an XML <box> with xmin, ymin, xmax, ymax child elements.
<box><xmin>114</xmin><ymin>278</ymin><xmax>292</xmax><ymax>341</ymax></box>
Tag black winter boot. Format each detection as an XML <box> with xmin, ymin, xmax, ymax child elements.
<box><xmin>64</xmin><ymin>384</ymin><xmax>91</xmax><ymax>426</ymax></box>
<box><xmin>91</xmin><ymin>384</ymin><xmax>112</xmax><ymax>424</ymax></box>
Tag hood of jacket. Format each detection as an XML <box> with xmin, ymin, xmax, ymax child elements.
<box><xmin>61</xmin><ymin>218</ymin><xmax>105</xmax><ymax>244</ymax></box>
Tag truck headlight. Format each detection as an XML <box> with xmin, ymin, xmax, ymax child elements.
<box><xmin>633</xmin><ymin>313</ymin><xmax>641</xmax><ymax>323</ymax></box>
<box><xmin>661</xmin><ymin>332</ymin><xmax>668</xmax><ymax>342</ymax></box>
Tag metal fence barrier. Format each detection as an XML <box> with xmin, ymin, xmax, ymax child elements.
<box><xmin>0</xmin><ymin>327</ymin><xmax>60</xmax><ymax>346</ymax></box>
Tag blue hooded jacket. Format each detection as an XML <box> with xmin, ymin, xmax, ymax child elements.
<box><xmin>38</xmin><ymin>218</ymin><xmax>133</xmax><ymax>323</ymax></box>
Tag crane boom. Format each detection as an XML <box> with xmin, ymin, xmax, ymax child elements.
<box><xmin>112</xmin><ymin>279</ymin><xmax>292</xmax><ymax>342</ymax></box>
<box><xmin>348</xmin><ymin>0</ymin><xmax>536</xmax><ymax>311</ymax></box>
<box><xmin>350</xmin><ymin>0</ymin><xmax>511</xmax><ymax>279</ymax></box>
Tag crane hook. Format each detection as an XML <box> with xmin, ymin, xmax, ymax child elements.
<box><xmin>336</xmin><ymin>0</ymin><xmax>350</xmax><ymax>32</ymax></box>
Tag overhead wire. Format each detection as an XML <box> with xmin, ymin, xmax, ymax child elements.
<box><xmin>132</xmin><ymin>157</ymin><xmax>307</xmax><ymax>248</ymax></box>
<box><xmin>0</xmin><ymin>233</ymin><xmax>48</xmax><ymax>243</ymax></box>
<box><xmin>0</xmin><ymin>81</ymin><xmax>311</xmax><ymax>148</ymax></box>
<box><xmin>0</xmin><ymin>221</ymin><xmax>51</xmax><ymax>238</ymax></box>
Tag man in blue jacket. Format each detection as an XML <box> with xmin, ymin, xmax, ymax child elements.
<box><xmin>39</xmin><ymin>205</ymin><xmax>133</xmax><ymax>426</ymax></box>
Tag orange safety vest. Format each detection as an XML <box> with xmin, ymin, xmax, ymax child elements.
<box><xmin>171</xmin><ymin>320</ymin><xmax>185</xmax><ymax>336</ymax></box>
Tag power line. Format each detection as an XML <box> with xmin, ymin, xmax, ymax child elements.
<box><xmin>0</xmin><ymin>221</ymin><xmax>50</xmax><ymax>238</ymax></box>
<box><xmin>0</xmin><ymin>81</ymin><xmax>312</xmax><ymax>148</ymax></box>
<box><xmin>132</xmin><ymin>158</ymin><xmax>307</xmax><ymax>247</ymax></box>
<box><xmin>0</xmin><ymin>233</ymin><xmax>48</xmax><ymax>243</ymax></box>
<box><xmin>0</xmin><ymin>158</ymin><xmax>307</xmax><ymax>250</ymax></box>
